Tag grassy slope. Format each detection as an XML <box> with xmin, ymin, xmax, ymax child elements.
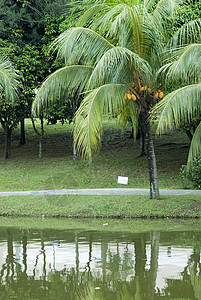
<box><xmin>0</xmin><ymin>118</ymin><xmax>192</xmax><ymax>191</ymax></box>
<box><xmin>0</xmin><ymin>195</ymin><xmax>200</xmax><ymax>218</ymax></box>
<box><xmin>0</xmin><ymin>216</ymin><xmax>200</xmax><ymax>233</ymax></box>
<box><xmin>0</xmin><ymin>118</ymin><xmax>200</xmax><ymax>219</ymax></box>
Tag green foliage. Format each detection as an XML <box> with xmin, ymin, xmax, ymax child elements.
<box><xmin>0</xmin><ymin>0</ymin><xmax>67</xmax><ymax>44</ymax></box>
<box><xmin>60</xmin><ymin>0</ymin><xmax>97</xmax><ymax>31</ymax></box>
<box><xmin>44</xmin><ymin>99</ymin><xmax>75</xmax><ymax>125</ymax></box>
<box><xmin>181</xmin><ymin>157</ymin><xmax>201</xmax><ymax>189</ymax></box>
<box><xmin>0</xmin><ymin>100</ymin><xmax>24</xmax><ymax>129</ymax></box>
<box><xmin>33</xmin><ymin>0</ymin><xmax>201</xmax><ymax>161</ymax></box>
<box><xmin>0</xmin><ymin>0</ymin><xmax>67</xmax><ymax>128</ymax></box>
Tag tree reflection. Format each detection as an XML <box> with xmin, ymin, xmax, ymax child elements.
<box><xmin>0</xmin><ymin>228</ymin><xmax>200</xmax><ymax>299</ymax></box>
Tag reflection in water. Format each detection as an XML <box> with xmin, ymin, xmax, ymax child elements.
<box><xmin>0</xmin><ymin>227</ymin><xmax>200</xmax><ymax>299</ymax></box>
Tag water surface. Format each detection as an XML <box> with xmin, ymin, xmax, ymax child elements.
<box><xmin>0</xmin><ymin>219</ymin><xmax>200</xmax><ymax>299</ymax></box>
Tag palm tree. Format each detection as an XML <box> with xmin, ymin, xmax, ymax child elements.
<box><xmin>0</xmin><ymin>57</ymin><xmax>20</xmax><ymax>102</ymax></box>
<box><xmin>0</xmin><ymin>57</ymin><xmax>21</xmax><ymax>158</ymax></box>
<box><xmin>32</xmin><ymin>0</ymin><xmax>200</xmax><ymax>198</ymax></box>
<box><xmin>151</xmin><ymin>42</ymin><xmax>201</xmax><ymax>172</ymax></box>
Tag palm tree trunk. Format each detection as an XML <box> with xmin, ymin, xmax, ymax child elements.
<box><xmin>140</xmin><ymin>111</ymin><xmax>159</xmax><ymax>199</ymax></box>
<box><xmin>146</xmin><ymin>119</ymin><xmax>160</xmax><ymax>199</ymax></box>
<box><xmin>20</xmin><ymin>118</ymin><xmax>26</xmax><ymax>145</ymax></box>
<box><xmin>148</xmin><ymin>231</ymin><xmax>160</xmax><ymax>299</ymax></box>
<box><xmin>31</xmin><ymin>115</ymin><xmax>44</xmax><ymax>159</ymax></box>
<box><xmin>5</xmin><ymin>125</ymin><xmax>12</xmax><ymax>159</ymax></box>
<box><xmin>139</xmin><ymin>112</ymin><xmax>146</xmax><ymax>156</ymax></box>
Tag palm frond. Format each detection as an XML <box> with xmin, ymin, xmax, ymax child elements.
<box><xmin>151</xmin><ymin>0</ymin><xmax>184</xmax><ymax>22</ymax></box>
<box><xmin>83</xmin><ymin>3</ymin><xmax>146</xmax><ymax>57</ymax></box>
<box><xmin>129</xmin><ymin>100</ymin><xmax>140</xmax><ymax>138</ymax></box>
<box><xmin>118</xmin><ymin>100</ymin><xmax>139</xmax><ymax>138</ymax></box>
<box><xmin>77</xmin><ymin>4</ymin><xmax>110</xmax><ymax>27</ymax></box>
<box><xmin>74</xmin><ymin>83</ymin><xmax>127</xmax><ymax>160</ymax></box>
<box><xmin>128</xmin><ymin>5</ymin><xmax>146</xmax><ymax>56</ymax></box>
<box><xmin>157</xmin><ymin>44</ymin><xmax>201</xmax><ymax>86</ymax></box>
<box><xmin>98</xmin><ymin>4</ymin><xmax>147</xmax><ymax>57</ymax></box>
<box><xmin>32</xmin><ymin>65</ymin><xmax>93</xmax><ymax>116</ymax></box>
<box><xmin>152</xmin><ymin>83</ymin><xmax>201</xmax><ymax>134</ymax></box>
<box><xmin>0</xmin><ymin>58</ymin><xmax>21</xmax><ymax>102</ymax></box>
<box><xmin>187</xmin><ymin>122</ymin><xmax>201</xmax><ymax>172</ymax></box>
<box><xmin>169</xmin><ymin>19</ymin><xmax>201</xmax><ymax>48</ymax></box>
<box><xmin>88</xmin><ymin>46</ymin><xmax>152</xmax><ymax>88</ymax></box>
<box><xmin>93</xmin><ymin>3</ymin><xmax>130</xmax><ymax>36</ymax></box>
<box><xmin>148</xmin><ymin>0</ymin><xmax>184</xmax><ymax>45</ymax></box>
<box><xmin>51</xmin><ymin>27</ymin><xmax>114</xmax><ymax>66</ymax></box>
<box><xmin>142</xmin><ymin>14</ymin><xmax>164</xmax><ymax>67</ymax></box>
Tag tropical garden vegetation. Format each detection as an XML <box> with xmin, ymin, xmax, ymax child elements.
<box><xmin>0</xmin><ymin>58</ymin><xmax>22</xmax><ymax>158</ymax></box>
<box><xmin>32</xmin><ymin>0</ymin><xmax>201</xmax><ymax>198</ymax></box>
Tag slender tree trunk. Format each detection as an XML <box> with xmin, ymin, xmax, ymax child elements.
<box><xmin>139</xmin><ymin>113</ymin><xmax>146</xmax><ymax>156</ymax></box>
<box><xmin>148</xmin><ymin>231</ymin><xmax>160</xmax><ymax>299</ymax></box>
<box><xmin>20</xmin><ymin>118</ymin><xmax>26</xmax><ymax>145</ymax></box>
<box><xmin>5</xmin><ymin>125</ymin><xmax>12</xmax><ymax>159</ymax></box>
<box><xmin>134</xmin><ymin>235</ymin><xmax>146</xmax><ymax>300</ymax></box>
<box><xmin>101</xmin><ymin>240</ymin><xmax>108</xmax><ymax>284</ymax></box>
<box><xmin>140</xmin><ymin>111</ymin><xmax>159</xmax><ymax>199</ymax></box>
<box><xmin>185</xmin><ymin>129</ymin><xmax>193</xmax><ymax>141</ymax></box>
<box><xmin>139</xmin><ymin>132</ymin><xmax>146</xmax><ymax>157</ymax></box>
<box><xmin>73</xmin><ymin>143</ymin><xmax>77</xmax><ymax>160</ymax></box>
<box><xmin>31</xmin><ymin>116</ymin><xmax>44</xmax><ymax>159</ymax></box>
<box><xmin>22</xmin><ymin>230</ymin><xmax>27</xmax><ymax>274</ymax></box>
<box><xmin>39</xmin><ymin>116</ymin><xmax>44</xmax><ymax>159</ymax></box>
<box><xmin>147</xmin><ymin>122</ymin><xmax>160</xmax><ymax>199</ymax></box>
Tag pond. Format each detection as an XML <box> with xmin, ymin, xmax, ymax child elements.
<box><xmin>0</xmin><ymin>218</ymin><xmax>200</xmax><ymax>299</ymax></box>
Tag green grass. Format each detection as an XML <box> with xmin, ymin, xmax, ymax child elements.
<box><xmin>0</xmin><ymin>118</ymin><xmax>199</xmax><ymax>219</ymax></box>
<box><xmin>0</xmin><ymin>118</ymin><xmax>192</xmax><ymax>192</ymax></box>
<box><xmin>0</xmin><ymin>215</ymin><xmax>200</xmax><ymax>233</ymax></box>
<box><xmin>0</xmin><ymin>194</ymin><xmax>200</xmax><ymax>218</ymax></box>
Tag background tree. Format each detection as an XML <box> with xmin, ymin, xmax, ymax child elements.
<box><xmin>0</xmin><ymin>58</ymin><xmax>21</xmax><ymax>159</ymax></box>
<box><xmin>32</xmin><ymin>0</ymin><xmax>201</xmax><ymax>198</ymax></box>
<box><xmin>151</xmin><ymin>42</ymin><xmax>201</xmax><ymax>172</ymax></box>
<box><xmin>0</xmin><ymin>0</ymin><xmax>67</xmax><ymax>147</ymax></box>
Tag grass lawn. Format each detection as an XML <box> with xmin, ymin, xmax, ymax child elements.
<box><xmin>0</xmin><ymin>118</ymin><xmax>200</xmax><ymax>219</ymax></box>
<box><xmin>0</xmin><ymin>194</ymin><xmax>200</xmax><ymax>218</ymax></box>
<box><xmin>0</xmin><ymin>216</ymin><xmax>200</xmax><ymax>233</ymax></box>
<box><xmin>0</xmin><ymin>117</ymin><xmax>192</xmax><ymax>192</ymax></box>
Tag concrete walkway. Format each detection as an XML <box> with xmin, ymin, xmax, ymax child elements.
<box><xmin>0</xmin><ymin>188</ymin><xmax>201</xmax><ymax>197</ymax></box>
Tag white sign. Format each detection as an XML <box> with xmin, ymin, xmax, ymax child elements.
<box><xmin>117</xmin><ymin>176</ymin><xmax>128</xmax><ymax>185</ymax></box>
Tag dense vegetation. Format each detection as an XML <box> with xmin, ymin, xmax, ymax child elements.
<box><xmin>0</xmin><ymin>0</ymin><xmax>200</xmax><ymax>196</ymax></box>
<box><xmin>31</xmin><ymin>0</ymin><xmax>201</xmax><ymax>197</ymax></box>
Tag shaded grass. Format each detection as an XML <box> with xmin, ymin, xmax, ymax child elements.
<box><xmin>0</xmin><ymin>118</ymin><xmax>192</xmax><ymax>192</ymax></box>
<box><xmin>0</xmin><ymin>216</ymin><xmax>200</xmax><ymax>234</ymax></box>
<box><xmin>0</xmin><ymin>194</ymin><xmax>200</xmax><ymax>218</ymax></box>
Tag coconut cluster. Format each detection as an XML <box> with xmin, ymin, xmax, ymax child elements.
<box><xmin>124</xmin><ymin>82</ymin><xmax>164</xmax><ymax>101</ymax></box>
<box><xmin>124</xmin><ymin>92</ymin><xmax>137</xmax><ymax>101</ymax></box>
<box><xmin>155</xmin><ymin>89</ymin><xmax>164</xmax><ymax>99</ymax></box>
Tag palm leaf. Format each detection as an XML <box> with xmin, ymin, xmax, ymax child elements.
<box><xmin>0</xmin><ymin>57</ymin><xmax>21</xmax><ymax>102</ymax></box>
<box><xmin>157</xmin><ymin>44</ymin><xmax>201</xmax><ymax>86</ymax></box>
<box><xmin>118</xmin><ymin>100</ymin><xmax>139</xmax><ymax>139</ymax></box>
<box><xmin>151</xmin><ymin>0</ymin><xmax>184</xmax><ymax>23</ymax></box>
<box><xmin>77</xmin><ymin>3</ymin><xmax>110</xmax><ymax>27</ymax></box>
<box><xmin>32</xmin><ymin>65</ymin><xmax>93</xmax><ymax>116</ymax></box>
<box><xmin>169</xmin><ymin>19</ymin><xmax>201</xmax><ymax>48</ymax></box>
<box><xmin>51</xmin><ymin>27</ymin><xmax>114</xmax><ymax>66</ymax></box>
<box><xmin>152</xmin><ymin>83</ymin><xmax>201</xmax><ymax>134</ymax></box>
<box><xmin>95</xmin><ymin>4</ymin><xmax>146</xmax><ymax>57</ymax></box>
<box><xmin>81</xmin><ymin>3</ymin><xmax>146</xmax><ymax>57</ymax></box>
<box><xmin>88</xmin><ymin>46</ymin><xmax>152</xmax><ymax>88</ymax></box>
<box><xmin>187</xmin><ymin>122</ymin><xmax>201</xmax><ymax>172</ymax></box>
<box><xmin>74</xmin><ymin>83</ymin><xmax>127</xmax><ymax>160</ymax></box>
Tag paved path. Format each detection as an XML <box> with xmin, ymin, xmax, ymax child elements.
<box><xmin>0</xmin><ymin>188</ymin><xmax>201</xmax><ymax>197</ymax></box>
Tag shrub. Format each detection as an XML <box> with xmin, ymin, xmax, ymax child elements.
<box><xmin>181</xmin><ymin>158</ymin><xmax>201</xmax><ymax>189</ymax></box>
